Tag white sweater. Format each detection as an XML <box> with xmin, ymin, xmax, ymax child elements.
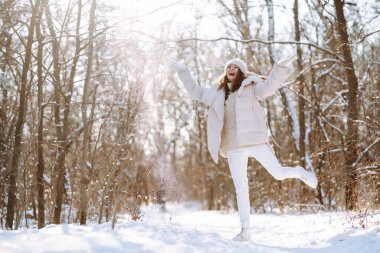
<box><xmin>220</xmin><ymin>85</ymin><xmax>256</xmax><ymax>156</ymax></box>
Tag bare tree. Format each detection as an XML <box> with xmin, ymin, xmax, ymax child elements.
<box><xmin>294</xmin><ymin>0</ymin><xmax>306</xmax><ymax>170</ymax></box>
<box><xmin>333</xmin><ymin>0</ymin><xmax>360</xmax><ymax>210</ymax></box>
<box><xmin>79</xmin><ymin>0</ymin><xmax>97</xmax><ymax>225</ymax></box>
<box><xmin>293</xmin><ymin>0</ymin><xmax>314</xmax><ymax>204</ymax></box>
<box><xmin>1</xmin><ymin>0</ymin><xmax>379</xmax><ymax>230</ymax></box>
<box><xmin>6</xmin><ymin>0</ymin><xmax>42</xmax><ymax>230</ymax></box>
<box><xmin>0</xmin><ymin>0</ymin><xmax>14</xmax><ymax>228</ymax></box>
<box><xmin>35</xmin><ymin>0</ymin><xmax>49</xmax><ymax>229</ymax></box>
<box><xmin>46</xmin><ymin>0</ymin><xmax>85</xmax><ymax>224</ymax></box>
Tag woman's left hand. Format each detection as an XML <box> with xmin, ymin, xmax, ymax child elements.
<box><xmin>168</xmin><ymin>59</ymin><xmax>186</xmax><ymax>72</ymax></box>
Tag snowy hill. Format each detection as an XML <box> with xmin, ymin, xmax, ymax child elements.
<box><xmin>1</xmin><ymin>203</ymin><xmax>379</xmax><ymax>253</ymax></box>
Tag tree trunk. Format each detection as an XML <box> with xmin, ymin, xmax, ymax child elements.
<box><xmin>0</xmin><ymin>63</ymin><xmax>8</xmax><ymax>230</ymax></box>
<box><xmin>294</xmin><ymin>0</ymin><xmax>306</xmax><ymax>169</ymax></box>
<box><xmin>0</xmin><ymin>10</ymin><xmax>12</xmax><ymax>228</ymax></box>
<box><xmin>265</xmin><ymin>0</ymin><xmax>284</xmax><ymax>209</ymax></box>
<box><xmin>294</xmin><ymin>0</ymin><xmax>310</xmax><ymax>203</ymax></box>
<box><xmin>263</xmin><ymin>0</ymin><xmax>299</xmax><ymax>154</ymax></box>
<box><xmin>79</xmin><ymin>0</ymin><xmax>97</xmax><ymax>225</ymax></box>
<box><xmin>45</xmin><ymin>2</ymin><xmax>66</xmax><ymax>224</ymax></box>
<box><xmin>265</xmin><ymin>0</ymin><xmax>275</xmax><ymax>134</ymax></box>
<box><xmin>192</xmin><ymin>39</ymin><xmax>207</xmax><ymax>202</ymax></box>
<box><xmin>6</xmin><ymin>0</ymin><xmax>41</xmax><ymax>230</ymax></box>
<box><xmin>309</xmin><ymin>60</ymin><xmax>325</xmax><ymax>206</ymax></box>
<box><xmin>50</xmin><ymin>0</ymin><xmax>83</xmax><ymax>224</ymax></box>
<box><xmin>36</xmin><ymin>0</ymin><xmax>47</xmax><ymax>229</ymax></box>
<box><xmin>333</xmin><ymin>0</ymin><xmax>359</xmax><ymax>210</ymax></box>
<box><xmin>265</xmin><ymin>0</ymin><xmax>275</xmax><ymax>65</ymax></box>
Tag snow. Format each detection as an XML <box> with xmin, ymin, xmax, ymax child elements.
<box><xmin>43</xmin><ymin>174</ymin><xmax>51</xmax><ymax>184</ymax></box>
<box><xmin>283</xmin><ymin>88</ymin><xmax>300</xmax><ymax>151</ymax></box>
<box><xmin>0</xmin><ymin>203</ymin><xmax>379</xmax><ymax>253</ymax></box>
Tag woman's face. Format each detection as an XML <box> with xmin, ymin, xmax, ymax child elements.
<box><xmin>226</xmin><ymin>64</ymin><xmax>239</xmax><ymax>82</ymax></box>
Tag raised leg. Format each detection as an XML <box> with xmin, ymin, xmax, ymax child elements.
<box><xmin>248</xmin><ymin>144</ymin><xmax>317</xmax><ymax>188</ymax></box>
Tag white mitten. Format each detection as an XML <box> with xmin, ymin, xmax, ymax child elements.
<box><xmin>168</xmin><ymin>60</ymin><xmax>186</xmax><ymax>72</ymax></box>
<box><xmin>277</xmin><ymin>54</ymin><xmax>297</xmax><ymax>68</ymax></box>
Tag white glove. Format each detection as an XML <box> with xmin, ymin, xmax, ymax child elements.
<box><xmin>168</xmin><ymin>59</ymin><xmax>186</xmax><ymax>72</ymax></box>
<box><xmin>277</xmin><ymin>54</ymin><xmax>297</xmax><ymax>67</ymax></box>
<box><xmin>243</xmin><ymin>75</ymin><xmax>264</xmax><ymax>85</ymax></box>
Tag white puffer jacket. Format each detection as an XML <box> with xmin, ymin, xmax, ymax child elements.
<box><xmin>177</xmin><ymin>63</ymin><xmax>288</xmax><ymax>164</ymax></box>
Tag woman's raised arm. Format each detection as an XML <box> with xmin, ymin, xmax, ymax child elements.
<box><xmin>254</xmin><ymin>54</ymin><xmax>296</xmax><ymax>100</ymax></box>
<box><xmin>169</xmin><ymin>60</ymin><xmax>218</xmax><ymax>106</ymax></box>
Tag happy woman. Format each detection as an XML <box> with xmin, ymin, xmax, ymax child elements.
<box><xmin>169</xmin><ymin>56</ymin><xmax>318</xmax><ymax>241</ymax></box>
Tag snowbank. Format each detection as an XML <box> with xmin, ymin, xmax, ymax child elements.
<box><xmin>0</xmin><ymin>203</ymin><xmax>379</xmax><ymax>253</ymax></box>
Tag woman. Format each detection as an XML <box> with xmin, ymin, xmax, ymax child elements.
<box><xmin>169</xmin><ymin>56</ymin><xmax>318</xmax><ymax>242</ymax></box>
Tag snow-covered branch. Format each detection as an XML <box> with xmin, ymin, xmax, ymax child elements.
<box><xmin>353</xmin><ymin>137</ymin><xmax>380</xmax><ymax>167</ymax></box>
<box><xmin>322</xmin><ymin>89</ymin><xmax>348</xmax><ymax>113</ymax></box>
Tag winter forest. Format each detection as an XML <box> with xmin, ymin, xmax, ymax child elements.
<box><xmin>0</xmin><ymin>0</ymin><xmax>379</xmax><ymax>252</ymax></box>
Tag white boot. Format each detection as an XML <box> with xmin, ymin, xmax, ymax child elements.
<box><xmin>297</xmin><ymin>166</ymin><xmax>318</xmax><ymax>188</ymax></box>
<box><xmin>232</xmin><ymin>227</ymin><xmax>251</xmax><ymax>242</ymax></box>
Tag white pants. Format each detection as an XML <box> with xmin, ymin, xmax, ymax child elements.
<box><xmin>227</xmin><ymin>143</ymin><xmax>306</xmax><ymax>228</ymax></box>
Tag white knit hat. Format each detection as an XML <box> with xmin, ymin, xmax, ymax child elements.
<box><xmin>224</xmin><ymin>58</ymin><xmax>248</xmax><ymax>76</ymax></box>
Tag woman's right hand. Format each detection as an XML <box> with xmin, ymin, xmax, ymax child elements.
<box><xmin>168</xmin><ymin>60</ymin><xmax>186</xmax><ymax>72</ymax></box>
<box><xmin>276</xmin><ymin>54</ymin><xmax>296</xmax><ymax>68</ymax></box>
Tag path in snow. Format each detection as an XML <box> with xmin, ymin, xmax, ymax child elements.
<box><xmin>0</xmin><ymin>203</ymin><xmax>379</xmax><ymax>253</ymax></box>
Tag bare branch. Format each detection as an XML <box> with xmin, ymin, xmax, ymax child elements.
<box><xmin>175</xmin><ymin>37</ymin><xmax>343</xmax><ymax>61</ymax></box>
<box><xmin>353</xmin><ymin>137</ymin><xmax>380</xmax><ymax>167</ymax></box>
<box><xmin>355</xmin><ymin>29</ymin><xmax>380</xmax><ymax>43</ymax></box>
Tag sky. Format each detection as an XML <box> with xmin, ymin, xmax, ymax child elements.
<box><xmin>108</xmin><ymin>0</ymin><xmax>296</xmax><ymax>40</ymax></box>
<box><xmin>107</xmin><ymin>0</ymin><xmax>379</xmax><ymax>45</ymax></box>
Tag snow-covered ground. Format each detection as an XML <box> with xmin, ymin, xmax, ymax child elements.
<box><xmin>1</xmin><ymin>203</ymin><xmax>379</xmax><ymax>253</ymax></box>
